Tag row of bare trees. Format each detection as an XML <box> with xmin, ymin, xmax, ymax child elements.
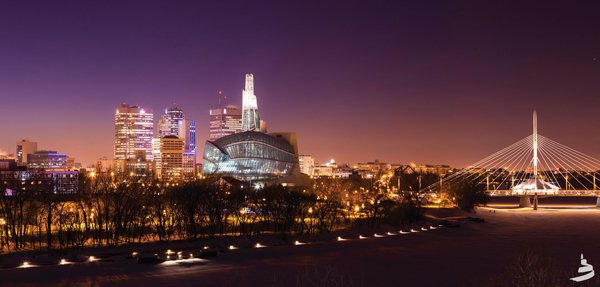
<box><xmin>0</xmin><ymin>173</ymin><xmax>429</xmax><ymax>253</ymax></box>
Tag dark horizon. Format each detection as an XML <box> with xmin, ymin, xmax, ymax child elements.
<box><xmin>1</xmin><ymin>1</ymin><xmax>600</xmax><ymax>167</ymax></box>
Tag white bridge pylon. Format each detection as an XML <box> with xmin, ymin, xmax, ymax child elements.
<box><xmin>429</xmin><ymin>111</ymin><xmax>600</xmax><ymax>197</ymax></box>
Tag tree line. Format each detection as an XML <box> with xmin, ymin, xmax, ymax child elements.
<box><xmin>0</xmin><ymin>172</ymin><xmax>487</xmax><ymax>253</ymax></box>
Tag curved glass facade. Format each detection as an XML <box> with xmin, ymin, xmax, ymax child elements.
<box><xmin>202</xmin><ymin>131</ymin><xmax>296</xmax><ymax>181</ymax></box>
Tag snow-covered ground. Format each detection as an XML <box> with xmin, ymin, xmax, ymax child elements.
<box><xmin>3</xmin><ymin>202</ymin><xmax>600</xmax><ymax>286</ymax></box>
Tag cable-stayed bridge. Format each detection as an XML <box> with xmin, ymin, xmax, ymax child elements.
<box><xmin>429</xmin><ymin>111</ymin><xmax>600</xmax><ymax>209</ymax></box>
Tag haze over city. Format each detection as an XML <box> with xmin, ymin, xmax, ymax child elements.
<box><xmin>5</xmin><ymin>2</ymin><xmax>600</xmax><ymax>287</ymax></box>
<box><xmin>1</xmin><ymin>1</ymin><xmax>600</xmax><ymax>167</ymax></box>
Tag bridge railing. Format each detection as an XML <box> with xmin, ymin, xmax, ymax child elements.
<box><xmin>487</xmin><ymin>190</ymin><xmax>600</xmax><ymax>197</ymax></box>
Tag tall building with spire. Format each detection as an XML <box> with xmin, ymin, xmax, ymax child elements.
<box><xmin>242</xmin><ymin>74</ymin><xmax>261</xmax><ymax>131</ymax></box>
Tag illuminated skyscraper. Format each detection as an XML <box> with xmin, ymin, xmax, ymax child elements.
<box><xmin>209</xmin><ymin>105</ymin><xmax>242</xmax><ymax>140</ymax></box>
<box><xmin>299</xmin><ymin>155</ymin><xmax>315</xmax><ymax>176</ymax></box>
<box><xmin>157</xmin><ymin>106</ymin><xmax>184</xmax><ymax>137</ymax></box>
<box><xmin>177</xmin><ymin>119</ymin><xmax>196</xmax><ymax>152</ymax></box>
<box><xmin>242</xmin><ymin>74</ymin><xmax>260</xmax><ymax>131</ymax></box>
<box><xmin>179</xmin><ymin>118</ymin><xmax>197</xmax><ymax>177</ymax></box>
<box><xmin>155</xmin><ymin>106</ymin><xmax>197</xmax><ymax>179</ymax></box>
<box><xmin>16</xmin><ymin>139</ymin><xmax>38</xmax><ymax>166</ymax></box>
<box><xmin>152</xmin><ymin>136</ymin><xmax>184</xmax><ymax>180</ymax></box>
<box><xmin>114</xmin><ymin>104</ymin><xmax>154</xmax><ymax>162</ymax></box>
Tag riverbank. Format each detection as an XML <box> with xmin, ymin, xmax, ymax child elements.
<box><xmin>0</xmin><ymin>208</ymin><xmax>467</xmax><ymax>271</ymax></box>
<box><xmin>6</xmin><ymin>206</ymin><xmax>599</xmax><ymax>286</ymax></box>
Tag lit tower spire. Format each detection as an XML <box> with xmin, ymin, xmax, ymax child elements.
<box><xmin>533</xmin><ymin>110</ymin><xmax>538</xmax><ymax>193</ymax></box>
<box><xmin>242</xmin><ymin>73</ymin><xmax>261</xmax><ymax>131</ymax></box>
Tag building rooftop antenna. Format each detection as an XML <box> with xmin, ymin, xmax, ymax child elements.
<box><xmin>218</xmin><ymin>90</ymin><xmax>227</xmax><ymax>108</ymax></box>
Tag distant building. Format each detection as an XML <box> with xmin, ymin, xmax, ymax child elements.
<box><xmin>94</xmin><ymin>156</ymin><xmax>112</xmax><ymax>172</ymax></box>
<box><xmin>66</xmin><ymin>157</ymin><xmax>79</xmax><ymax>170</ymax></box>
<box><xmin>112</xmin><ymin>151</ymin><xmax>152</xmax><ymax>176</ymax></box>
<box><xmin>313</xmin><ymin>159</ymin><xmax>339</xmax><ymax>178</ymax></box>
<box><xmin>179</xmin><ymin>119</ymin><xmax>197</xmax><ymax>178</ymax></box>
<box><xmin>177</xmin><ymin>119</ymin><xmax>196</xmax><ymax>152</ymax></box>
<box><xmin>27</xmin><ymin>151</ymin><xmax>67</xmax><ymax>170</ymax></box>
<box><xmin>153</xmin><ymin>136</ymin><xmax>185</xmax><ymax>181</ymax></box>
<box><xmin>157</xmin><ymin>106</ymin><xmax>185</xmax><ymax>138</ymax></box>
<box><xmin>313</xmin><ymin>164</ymin><xmax>333</xmax><ymax>177</ymax></box>
<box><xmin>209</xmin><ymin>105</ymin><xmax>242</xmax><ymax>140</ymax></box>
<box><xmin>260</xmin><ymin>120</ymin><xmax>268</xmax><ymax>133</ymax></box>
<box><xmin>0</xmin><ymin>158</ymin><xmax>16</xmax><ymax>171</ymax></box>
<box><xmin>354</xmin><ymin>160</ymin><xmax>392</xmax><ymax>178</ymax></box>
<box><xmin>16</xmin><ymin>140</ymin><xmax>38</xmax><ymax>166</ymax></box>
<box><xmin>333</xmin><ymin>164</ymin><xmax>353</xmax><ymax>178</ymax></box>
<box><xmin>299</xmin><ymin>155</ymin><xmax>315</xmax><ymax>176</ymax></box>
<box><xmin>399</xmin><ymin>163</ymin><xmax>453</xmax><ymax>176</ymax></box>
<box><xmin>114</xmin><ymin>104</ymin><xmax>154</xmax><ymax>162</ymax></box>
<box><xmin>156</xmin><ymin>106</ymin><xmax>196</xmax><ymax>179</ymax></box>
<box><xmin>1</xmin><ymin>170</ymin><xmax>79</xmax><ymax>195</ymax></box>
<box><xmin>195</xmin><ymin>163</ymin><xmax>203</xmax><ymax>175</ymax></box>
<box><xmin>114</xmin><ymin>104</ymin><xmax>154</xmax><ymax>174</ymax></box>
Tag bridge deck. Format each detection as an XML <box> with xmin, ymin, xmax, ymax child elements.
<box><xmin>488</xmin><ymin>190</ymin><xmax>600</xmax><ymax>197</ymax></box>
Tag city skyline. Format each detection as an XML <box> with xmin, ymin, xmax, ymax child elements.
<box><xmin>2</xmin><ymin>1</ymin><xmax>600</xmax><ymax>167</ymax></box>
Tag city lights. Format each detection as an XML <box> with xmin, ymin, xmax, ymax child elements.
<box><xmin>2</xmin><ymin>2</ymin><xmax>599</xmax><ymax>286</ymax></box>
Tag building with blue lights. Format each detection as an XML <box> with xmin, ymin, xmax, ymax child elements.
<box><xmin>27</xmin><ymin>150</ymin><xmax>67</xmax><ymax>170</ymax></box>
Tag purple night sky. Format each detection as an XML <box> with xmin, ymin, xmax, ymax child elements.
<box><xmin>1</xmin><ymin>1</ymin><xmax>600</xmax><ymax>167</ymax></box>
